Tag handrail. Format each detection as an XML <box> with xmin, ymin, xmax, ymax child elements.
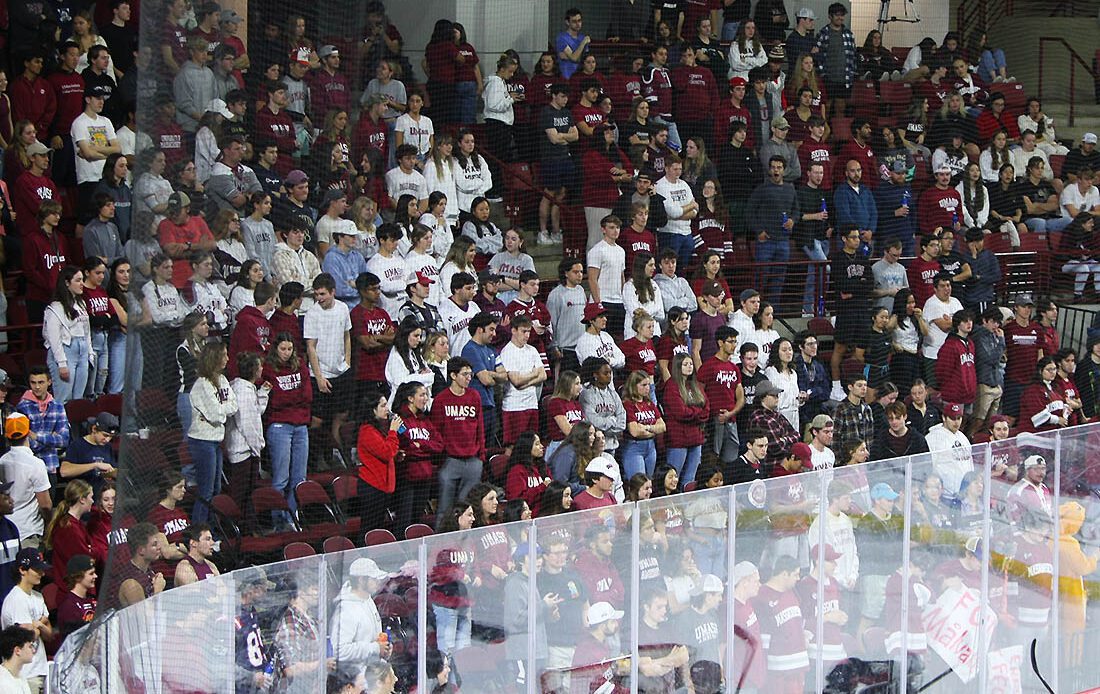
<box><xmin>1038</xmin><ymin>36</ymin><xmax>1098</xmax><ymax>127</ymax></box>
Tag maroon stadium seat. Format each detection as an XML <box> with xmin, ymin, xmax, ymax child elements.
<box><xmin>404</xmin><ymin>523</ymin><xmax>435</xmax><ymax>540</ymax></box>
<box><xmin>323</xmin><ymin>535</ymin><xmax>356</xmax><ymax>554</ymax></box>
<box><xmin>283</xmin><ymin>542</ymin><xmax>316</xmax><ymax>561</ymax></box>
<box><xmin>365</xmin><ymin>528</ymin><xmax>397</xmax><ymax>546</ymax></box>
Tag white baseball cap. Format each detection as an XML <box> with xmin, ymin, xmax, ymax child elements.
<box><xmin>796</xmin><ymin>7</ymin><xmax>816</xmax><ymax>19</ymax></box>
<box><xmin>1083</xmin><ymin>133</ymin><xmax>1098</xmax><ymax>144</ymax></box>
<box><xmin>349</xmin><ymin>558</ymin><xmax>391</xmax><ymax>580</ymax></box>
<box><xmin>733</xmin><ymin>561</ymin><xmax>759</xmax><ymax>585</ymax></box>
<box><xmin>587</xmin><ymin>601</ymin><xmax>625</xmax><ymax>625</ymax></box>
<box><xmin>585</xmin><ymin>458</ymin><xmax>617</xmax><ymax>478</ymax></box>
<box><xmin>204</xmin><ymin>98</ymin><xmax>234</xmax><ymax>119</ymax></box>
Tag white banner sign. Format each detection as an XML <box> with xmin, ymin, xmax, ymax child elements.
<box><xmin>987</xmin><ymin>645</ymin><xmax>1023</xmax><ymax>694</ymax></box>
<box><xmin>921</xmin><ymin>587</ymin><xmax>998</xmax><ymax>683</ymax></box>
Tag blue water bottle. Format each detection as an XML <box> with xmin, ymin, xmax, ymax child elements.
<box><xmin>781</xmin><ymin>211</ymin><xmax>789</xmax><ymax>226</ymax></box>
<box><xmin>326</xmin><ymin>638</ymin><xmax>334</xmax><ymax>659</ymax></box>
<box><xmin>817</xmin><ymin>295</ymin><xmax>825</xmax><ymax>317</ymax></box>
<box><xmin>820</xmin><ymin>197</ymin><xmax>828</xmax><ymax>213</ymax></box>
<box><xmin>901</xmin><ymin>190</ymin><xmax>910</xmax><ymax>207</ymax></box>
<box><xmin>952</xmin><ymin>211</ymin><xmax>959</xmax><ymax>226</ymax></box>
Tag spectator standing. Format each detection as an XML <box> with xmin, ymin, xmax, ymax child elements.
<box><xmin>83</xmin><ymin>194</ymin><xmax>124</xmax><ymax>264</ymax></box>
<box><xmin>759</xmin><ymin>117</ymin><xmax>800</xmax><ymax>183</ymax></box>
<box><xmin>11</xmin><ymin>53</ymin><xmax>56</xmax><ymax>144</ymax></box>
<box><xmin>834</xmin><ymin>160</ymin><xmax>877</xmax><ymax>241</ymax></box>
<box><xmin>0</xmin><ymin>415</ymin><xmax>51</xmax><ymax>547</ymax></box>
<box><xmin>580</xmin><ymin>357</ymin><xmax>627</xmax><ymax>455</ymax></box>
<box><xmin>691</xmin><ymin>282</ymin><xmax>729</xmax><ymax>366</ymax></box>
<box><xmin>11</xmin><ymin>141</ymin><xmax>58</xmax><ymax>243</ymax></box>
<box><xmin>499</xmin><ymin>316</ymin><xmax>548</xmax><ymax>447</ymax></box>
<box><xmin>921</xmin><ymin>273</ymin><xmax>964</xmax><ymax>387</ymax></box>
<box><xmin>547</xmin><ymin>259</ymin><xmax>587</xmax><ymax>373</ymax></box>
<box><xmin>0</xmin><ymin>549</ymin><xmax>51</xmax><ymax>691</ymax></box>
<box><xmin>555</xmin><ymin>9</ymin><xmax>590</xmax><ymax>80</ymax></box>
<box><xmin>924</xmin><ymin>402</ymin><xmax>973</xmax><ymax>497</ymax></box>
<box><xmin>662</xmin><ymin>354</ymin><xmax>709</xmax><ymax>484</ymax></box>
<box><xmin>960</xmin><ymin>227</ymin><xmax>1001</xmax><ymax>313</ymax></box>
<box><xmin>225</xmin><ymin>352</ymin><xmax>269</xmax><ymax>510</ymax></box>
<box><xmin>795</xmin><ymin>161</ymin><xmax>833</xmax><ymax>316</ymax></box>
<box><xmin>322</xmin><ymin>222</ymin><xmax>370</xmax><ymax>308</ymax></box>
<box><xmin>936</xmin><ymin>310</ymin><xmax>978</xmax><ymax>411</ymax></box>
<box><xmin>431</xmin><ymin>357</ymin><xmax>485</xmax><ymax>526</ymax></box>
<box><xmin>747</xmin><ymin>156</ymin><xmax>799</xmax><ymax>303</ymax></box>
<box><xmin>747</xmin><ymin>381</ymin><xmax>801</xmax><ymax>472</ymax></box>
<box><xmin>587</xmin><ymin>216</ymin><xmax>627</xmax><ymax>339</ymax></box>
<box><xmin>830</xmin><ymin>226</ymin><xmax>874</xmax><ymax>399</ymax></box>
<box><xmin>833</xmin><ymin>375</ymin><xmax>874</xmax><ymax>452</ymax></box>
<box><xmin>187</xmin><ymin>342</ymin><xmax>237</xmax><ymax>523</ymax></box>
<box><xmin>971</xmin><ymin>307</ymin><xmax>1006</xmax><ymax>428</ymax></box>
<box><xmin>439</xmin><ymin>271</ymin><xmax>480</xmax><ymax>358</ymax></box>
<box><xmin>460</xmin><ymin>313</ymin><xmax>507</xmax><ymax>444</ymax></box>
<box><xmin>16</xmin><ymin>369</ymin><xmax>70</xmax><ymax>479</ymax></box>
<box><xmin>814</xmin><ymin>3</ymin><xmax>856</xmax><ymax>118</ymax></box>
<box><xmin>43</xmin><ymin>266</ymin><xmax>93</xmax><ymax>404</ymax></box>
<box><xmin>43</xmin><ymin>480</ymin><xmax>96</xmax><ymax>588</ymax></box>
<box><xmin>872</xmin><ymin>239</ymin><xmax>909</xmax><ymax>312</ymax></box>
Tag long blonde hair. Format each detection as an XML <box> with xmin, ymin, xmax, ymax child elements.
<box><xmin>44</xmin><ymin>480</ymin><xmax>93</xmax><ymax>550</ymax></box>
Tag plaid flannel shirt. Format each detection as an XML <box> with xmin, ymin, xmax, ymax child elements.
<box><xmin>814</xmin><ymin>25</ymin><xmax>857</xmax><ymax>89</ymax></box>
<box><xmin>16</xmin><ymin>397</ymin><xmax>70</xmax><ymax>473</ymax></box>
<box><xmin>748</xmin><ymin>407</ymin><xmax>801</xmax><ymax>470</ymax></box>
<box><xmin>833</xmin><ymin>398</ymin><xmax>875</xmax><ymax>451</ymax></box>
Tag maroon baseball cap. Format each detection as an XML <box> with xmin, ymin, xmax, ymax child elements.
<box><xmin>789</xmin><ymin>442</ymin><xmax>813</xmax><ymax>469</ymax></box>
<box><xmin>582</xmin><ymin>302</ymin><xmax>608</xmax><ymax>323</ymax></box>
<box><xmin>810</xmin><ymin>544</ymin><xmax>842</xmax><ymax>562</ymax></box>
<box><xmin>729</xmin><ymin>76</ymin><xmax>747</xmax><ymax>88</ymax></box>
<box><xmin>943</xmin><ymin>402</ymin><xmax>964</xmax><ymax>418</ymax></box>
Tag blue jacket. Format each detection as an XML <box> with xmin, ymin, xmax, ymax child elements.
<box><xmin>961</xmin><ymin>248</ymin><xmax>1001</xmax><ymax>306</ymax></box>
<box><xmin>834</xmin><ymin>182</ymin><xmax>878</xmax><ymax>232</ymax></box>
<box><xmin>794</xmin><ymin>352</ymin><xmax>830</xmax><ymax>421</ymax></box>
<box><xmin>321</xmin><ymin>246</ymin><xmax>369</xmax><ymax>306</ymax></box>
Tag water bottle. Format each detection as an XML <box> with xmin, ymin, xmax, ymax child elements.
<box><xmin>397</xmin><ymin>423</ymin><xmax>407</xmax><ymax>435</ymax></box>
<box><xmin>817</xmin><ymin>295</ymin><xmax>825</xmax><ymax>316</ymax></box>
<box><xmin>326</xmin><ymin>638</ymin><xmax>334</xmax><ymax>659</ymax></box>
<box><xmin>263</xmin><ymin>661</ymin><xmax>275</xmax><ymax>677</ymax></box>
<box><xmin>781</xmin><ymin>211</ymin><xmax>789</xmax><ymax>226</ymax></box>
<box><xmin>901</xmin><ymin>190</ymin><xmax>910</xmax><ymax>208</ymax></box>
<box><xmin>820</xmin><ymin>197</ymin><xmax>828</xmax><ymax>214</ymax></box>
<box><xmin>952</xmin><ymin>211</ymin><xmax>959</xmax><ymax>226</ymax></box>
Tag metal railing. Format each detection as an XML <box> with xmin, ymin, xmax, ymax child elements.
<box><xmin>1038</xmin><ymin>37</ymin><xmax>1098</xmax><ymax>127</ymax></box>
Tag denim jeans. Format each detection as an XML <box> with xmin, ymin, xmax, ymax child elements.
<box><xmin>433</xmin><ymin>604</ymin><xmax>472</xmax><ymax>655</ymax></box>
<box><xmin>755</xmin><ymin>238</ymin><xmax>791</xmax><ymax>304</ymax></box>
<box><xmin>621</xmin><ymin>439</ymin><xmax>657</xmax><ymax>478</ymax></box>
<box><xmin>667</xmin><ymin>445</ymin><xmax>703</xmax><ymax>484</ymax></box>
<box><xmin>801</xmin><ymin>239</ymin><xmax>829</xmax><ymax>314</ymax></box>
<box><xmin>177</xmin><ymin>392</ymin><xmax>193</xmax><ymax>440</ymax></box>
<box><xmin>692</xmin><ymin>533</ymin><xmax>727</xmax><ymax>576</ymax></box>
<box><xmin>86</xmin><ymin>330</ymin><xmax>109</xmax><ymax>398</ymax></box>
<box><xmin>658</xmin><ymin>232</ymin><xmax>696</xmax><ymax>275</ymax></box>
<box><xmin>1026</xmin><ymin>216</ymin><xmax>1071</xmax><ymax>233</ymax></box>
<box><xmin>650</xmin><ymin>116</ymin><xmax>681</xmax><ymax>152</ymax></box>
<box><xmin>267</xmin><ymin>422</ymin><xmax>309</xmax><ymax>523</ymax></box>
<box><xmin>437</xmin><ymin>456</ymin><xmax>483</xmax><ymax>527</ymax></box>
<box><xmin>107</xmin><ymin>329</ymin><xmax>127</xmax><ymax>394</ymax></box>
<box><xmin>187</xmin><ymin>437</ymin><xmax>223</xmax><ymax>523</ymax></box>
<box><xmin>721</xmin><ymin>21</ymin><xmax>741</xmax><ymax>41</ymax></box>
<box><xmin>47</xmin><ymin>337</ymin><xmax>90</xmax><ymax>404</ymax></box>
<box><xmin>454</xmin><ymin>81</ymin><xmax>478</xmax><ymax>125</ymax></box>
<box><xmin>978</xmin><ymin>48</ymin><xmax>1007</xmax><ymax>83</ymax></box>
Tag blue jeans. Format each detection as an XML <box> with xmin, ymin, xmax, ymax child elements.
<box><xmin>621</xmin><ymin>439</ymin><xmax>657</xmax><ymax>478</ymax></box>
<box><xmin>107</xmin><ymin>329</ymin><xmax>127</xmax><ymax>394</ymax></box>
<box><xmin>801</xmin><ymin>239</ymin><xmax>829</xmax><ymax>314</ymax></box>
<box><xmin>454</xmin><ymin>81</ymin><xmax>478</xmax><ymax>125</ymax></box>
<box><xmin>47</xmin><ymin>337</ymin><xmax>90</xmax><ymax>404</ymax></box>
<box><xmin>755</xmin><ymin>238</ymin><xmax>791</xmax><ymax>304</ymax></box>
<box><xmin>1026</xmin><ymin>216</ymin><xmax>1071</xmax><ymax>233</ymax></box>
<box><xmin>433</xmin><ymin>604</ymin><xmax>471</xmax><ymax>655</ymax></box>
<box><xmin>267</xmin><ymin>422</ymin><xmax>309</xmax><ymax>522</ymax></box>
<box><xmin>692</xmin><ymin>533</ymin><xmax>727</xmax><ymax>576</ymax></box>
<box><xmin>667</xmin><ymin>445</ymin><xmax>703</xmax><ymax>484</ymax></box>
<box><xmin>177</xmin><ymin>392</ymin><xmax>193</xmax><ymax>439</ymax></box>
<box><xmin>659</xmin><ymin>232</ymin><xmax>695</xmax><ymax>275</ymax></box>
<box><xmin>650</xmin><ymin>116</ymin><xmax>681</xmax><ymax>152</ymax></box>
<box><xmin>86</xmin><ymin>330</ymin><xmax>109</xmax><ymax>398</ymax></box>
<box><xmin>187</xmin><ymin>437</ymin><xmax>223</xmax><ymax>523</ymax></box>
<box><xmin>978</xmin><ymin>48</ymin><xmax>1007</xmax><ymax>83</ymax></box>
<box><xmin>721</xmin><ymin>22</ymin><xmax>741</xmax><ymax>41</ymax></box>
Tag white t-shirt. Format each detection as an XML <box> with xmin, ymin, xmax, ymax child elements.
<box><xmin>1</xmin><ymin>587</ymin><xmax>47</xmax><ymax>678</ymax></box>
<box><xmin>810</xmin><ymin>444</ymin><xmax>835</xmax><ymax>471</ymax></box>
<box><xmin>925</xmin><ymin>424</ymin><xmax>973</xmax><ymax>497</ymax></box>
<box><xmin>922</xmin><ymin>294</ymin><xmax>964</xmax><ymax>359</ymax></box>
<box><xmin>394</xmin><ymin>113</ymin><xmax>435</xmax><ymax>158</ymax></box>
<box><xmin>303</xmin><ymin>300</ymin><xmax>351</xmax><ymax>378</ymax></box>
<box><xmin>0</xmin><ymin>448</ymin><xmax>50</xmax><ymax>541</ymax></box>
<box><xmin>1060</xmin><ymin>183</ymin><xmax>1100</xmax><ymax>219</ymax></box>
<box><xmin>499</xmin><ymin>342</ymin><xmax>543</xmax><ymax>411</ymax></box>
<box><xmin>439</xmin><ymin>297</ymin><xmax>481</xmax><ymax>357</ymax></box>
<box><xmin>654</xmin><ymin>177</ymin><xmax>696</xmax><ymax>235</ymax></box>
<box><xmin>587</xmin><ymin>241</ymin><xmax>625</xmax><ymax>304</ymax></box>
<box><xmin>0</xmin><ymin>665</ymin><xmax>31</xmax><ymax>693</ymax></box>
<box><xmin>70</xmin><ymin>111</ymin><xmax>118</xmax><ymax>184</ymax></box>
<box><xmin>366</xmin><ymin>253</ymin><xmax>409</xmax><ymax>320</ymax></box>
<box><xmin>385</xmin><ymin>167</ymin><xmax>428</xmax><ymax>203</ymax></box>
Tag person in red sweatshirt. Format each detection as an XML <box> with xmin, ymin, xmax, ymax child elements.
<box><xmin>671</xmin><ymin>46</ymin><xmax>718</xmax><ymax>149</ymax></box>
<box><xmin>255</xmin><ymin>80</ymin><xmax>297</xmax><ymax>175</ymax></box>
<box><xmin>430</xmin><ymin>357</ymin><xmax>485</xmax><ymax>529</ymax></box>
<box><xmin>797</xmin><ymin>116</ymin><xmax>833</xmax><ymax>189</ymax></box>
<box><xmin>662</xmin><ymin>353</ymin><xmax>710</xmax><ymax>485</ymax></box>
<box><xmin>935</xmin><ymin>310</ymin><xmax>978</xmax><ymax>409</ymax></box>
<box><xmin>715</xmin><ymin>77</ymin><xmax>754</xmax><ymax>149</ymax></box>
<box><xmin>504</xmin><ymin>431</ymin><xmax>551</xmax><ymax>516</ymax></box>
<box><xmin>906</xmin><ymin>235</ymin><xmax>943</xmax><ymax>306</ymax></box>
<box><xmin>698</xmin><ymin>326</ymin><xmax>746</xmax><ymax>466</ymax></box>
<box><xmin>918</xmin><ymin>166</ymin><xmax>963</xmax><ymax>234</ymax></box>
<box><xmin>975</xmin><ymin>92</ymin><xmax>1020</xmax><ymax>147</ymax></box>
<box><xmin>47</xmin><ymin>42</ymin><xmax>86</xmax><ymax>187</ymax></box>
<box><xmin>22</xmin><ymin>200</ymin><xmax>67</xmax><ymax>323</ymax></box>
<box><xmin>11</xmin><ymin>141</ymin><xmax>60</xmax><ymax>240</ymax></box>
<box><xmin>227</xmin><ymin>282</ymin><xmax>276</xmax><ymax>379</ymax></box>
<box><xmin>270</xmin><ymin>282</ymin><xmax>305</xmax><ymax>353</ymax></box>
<box><xmin>835</xmin><ymin>118</ymin><xmax>877</xmax><ymax>188</ymax></box>
<box><xmin>356</xmin><ymin>388</ymin><xmax>402</xmax><ymax>531</ymax></box>
<box><xmin>392</xmin><ymin>382</ymin><xmax>444</xmax><ymax>534</ymax></box>
<box><xmin>11</xmin><ymin>51</ymin><xmax>57</xmax><ymax>141</ymax></box>
<box><xmin>44</xmin><ymin>480</ymin><xmax>99</xmax><ymax>587</ymax></box>
<box><xmin>261</xmin><ymin>332</ymin><xmax>313</xmax><ymax>526</ymax></box>
<box><xmin>353</xmin><ymin>95</ymin><xmax>388</xmax><ymax>172</ymax></box>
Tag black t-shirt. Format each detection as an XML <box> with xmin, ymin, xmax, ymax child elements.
<box><xmin>540</xmin><ymin>105</ymin><xmax>574</xmax><ymax>161</ymax></box>
<box><xmin>64</xmin><ymin>435</ymin><xmax>117</xmax><ymax>498</ymax></box>
<box><xmin>254</xmin><ymin>164</ymin><xmax>283</xmax><ymax>197</ymax></box>
<box><xmin>619</xmin><ymin>119</ymin><xmax>653</xmax><ymax>149</ymax></box>
<box><xmin>1064</xmin><ymin>148</ymin><xmax>1100</xmax><ymax>179</ymax></box>
<box><xmin>101</xmin><ymin>23</ymin><xmax>138</xmax><ymax>73</ymax></box>
<box><xmin>938</xmin><ymin>250</ymin><xmax>968</xmax><ymax>278</ymax></box>
<box><xmin>862</xmin><ymin>327</ymin><xmax>892</xmax><ymax>368</ymax></box>
<box><xmin>637</xmin><ymin>618</ymin><xmax>678</xmax><ymax>693</ymax></box>
<box><xmin>540</xmin><ymin>567</ymin><xmax>588</xmax><ymax>647</ymax></box>
<box><xmin>988</xmin><ymin>183</ymin><xmax>1023</xmax><ymax>220</ymax></box>
<box><xmin>1013</xmin><ymin>179</ymin><xmax>1058</xmax><ymax>219</ymax></box>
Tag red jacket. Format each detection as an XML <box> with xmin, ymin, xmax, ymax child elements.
<box><xmin>661</xmin><ymin>379</ymin><xmax>710</xmax><ymax>448</ymax></box>
<box><xmin>308</xmin><ymin>69</ymin><xmax>351</xmax><ymax>121</ymax></box>
<box><xmin>397</xmin><ymin>405</ymin><xmax>445</xmax><ymax>481</ymax></box>
<box><xmin>581</xmin><ymin>148</ymin><xmax>630</xmax><ymax>209</ymax></box>
<box><xmin>976</xmin><ymin>109</ymin><xmax>1020</xmax><ymax>146</ymax></box>
<box><xmin>11</xmin><ymin>170</ymin><xmax>59</xmax><ymax>239</ymax></box>
<box><xmin>268</xmin><ymin>310</ymin><xmax>304</xmax><ymax>354</ymax></box>
<box><xmin>1018</xmin><ymin>382</ymin><xmax>1067</xmax><ymax>433</ymax></box>
<box><xmin>49</xmin><ymin>517</ymin><xmax>101</xmax><ymax>586</ymax></box>
<box><xmin>506</xmin><ymin>463</ymin><xmax>549</xmax><ymax>516</ymax></box>
<box><xmin>11</xmin><ymin>75</ymin><xmax>56</xmax><ymax>139</ymax></box>
<box><xmin>431</xmin><ymin>386</ymin><xmax>485</xmax><ymax>459</ymax></box>
<box><xmin>935</xmin><ymin>333</ymin><xmax>977</xmax><ymax>405</ymax></box>
<box><xmin>357</xmin><ymin>424</ymin><xmax>399</xmax><ymax>493</ymax></box>
<box><xmin>714</xmin><ymin>99</ymin><xmax>753</xmax><ymax>148</ymax></box>
<box><xmin>22</xmin><ymin>228</ymin><xmax>67</xmax><ymax>303</ymax></box>
<box><xmin>671</xmin><ymin>65</ymin><xmax>718</xmax><ymax>124</ymax></box>
<box><xmin>228</xmin><ymin>306</ymin><xmax>271</xmax><ymax>379</ymax></box>
<box><xmin>261</xmin><ymin>360</ymin><xmax>313</xmax><ymax>426</ymax></box>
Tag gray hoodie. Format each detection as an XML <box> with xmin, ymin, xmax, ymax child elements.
<box><xmin>579</xmin><ymin>383</ymin><xmax>626</xmax><ymax>452</ymax></box>
<box><xmin>328</xmin><ymin>585</ymin><xmax>383</xmax><ymax>666</ymax></box>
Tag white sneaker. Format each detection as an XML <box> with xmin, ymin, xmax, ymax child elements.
<box><xmin>891</xmin><ymin>70</ymin><xmax>903</xmax><ymax>81</ymax></box>
<box><xmin>801</xmin><ymin>311</ymin><xmax>814</xmax><ymax>319</ymax></box>
<box><xmin>992</xmin><ymin>75</ymin><xmax>1004</xmax><ymax>83</ymax></box>
<box><xmin>829</xmin><ymin>384</ymin><xmax>846</xmax><ymax>402</ymax></box>
<box><xmin>538</xmin><ymin>231</ymin><xmax>555</xmax><ymax>245</ymax></box>
<box><xmin>1006</xmin><ymin>76</ymin><xmax>1017</xmax><ymax>83</ymax></box>
<box><xmin>879</xmin><ymin>72</ymin><xmax>890</xmax><ymax>81</ymax></box>
<box><xmin>551</xmin><ymin>230</ymin><xmax>564</xmax><ymax>244</ymax></box>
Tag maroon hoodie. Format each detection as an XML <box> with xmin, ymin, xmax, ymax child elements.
<box><xmin>397</xmin><ymin>404</ymin><xmax>445</xmax><ymax>481</ymax></box>
<box><xmin>261</xmin><ymin>359</ymin><xmax>313</xmax><ymax>426</ymax></box>
<box><xmin>23</xmin><ymin>228</ymin><xmax>67</xmax><ymax>303</ymax></box>
<box><xmin>228</xmin><ymin>305</ymin><xmax>271</xmax><ymax>378</ymax></box>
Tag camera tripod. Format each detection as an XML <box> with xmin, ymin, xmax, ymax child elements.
<box><xmin>878</xmin><ymin>0</ymin><xmax>922</xmax><ymax>34</ymax></box>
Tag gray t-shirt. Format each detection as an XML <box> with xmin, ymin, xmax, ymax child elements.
<box><xmin>871</xmin><ymin>258</ymin><xmax>909</xmax><ymax>312</ymax></box>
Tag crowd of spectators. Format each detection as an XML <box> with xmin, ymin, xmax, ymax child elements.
<box><xmin>1</xmin><ymin>0</ymin><xmax>1100</xmax><ymax>691</ymax></box>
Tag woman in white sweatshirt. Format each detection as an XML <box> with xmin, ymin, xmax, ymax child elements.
<box><xmin>187</xmin><ymin>341</ymin><xmax>238</xmax><ymax>523</ymax></box>
<box><xmin>225</xmin><ymin>352</ymin><xmax>270</xmax><ymax>509</ymax></box>
<box><xmin>454</xmin><ymin>129</ymin><xmax>493</xmax><ymax>213</ymax></box>
<box><xmin>44</xmin><ymin>266</ymin><xmax>94</xmax><ymax>404</ymax></box>
<box><xmin>483</xmin><ymin>53</ymin><xmax>520</xmax><ymax>200</ymax></box>
<box><xmin>422</xmin><ymin>135</ymin><xmax>460</xmax><ymax>226</ymax></box>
